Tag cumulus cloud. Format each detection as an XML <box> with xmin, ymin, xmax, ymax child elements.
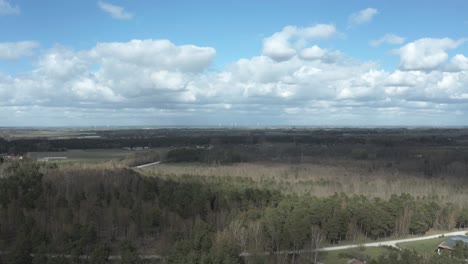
<box><xmin>91</xmin><ymin>39</ymin><xmax>216</xmax><ymax>72</ymax></box>
<box><xmin>98</xmin><ymin>1</ymin><xmax>133</xmax><ymax>20</ymax></box>
<box><xmin>1</xmin><ymin>28</ymin><xmax>468</xmax><ymax>126</ymax></box>
<box><xmin>348</xmin><ymin>8</ymin><xmax>378</xmax><ymax>27</ymax></box>
<box><xmin>262</xmin><ymin>26</ymin><xmax>297</xmax><ymax>62</ymax></box>
<box><xmin>0</xmin><ymin>41</ymin><xmax>39</xmax><ymax>60</ymax></box>
<box><xmin>396</xmin><ymin>38</ymin><xmax>465</xmax><ymax>71</ymax></box>
<box><xmin>450</xmin><ymin>54</ymin><xmax>468</xmax><ymax>71</ymax></box>
<box><xmin>150</xmin><ymin>71</ymin><xmax>187</xmax><ymax>91</ymax></box>
<box><xmin>300</xmin><ymin>24</ymin><xmax>337</xmax><ymax>39</ymax></box>
<box><xmin>0</xmin><ymin>0</ymin><xmax>19</xmax><ymax>15</ymax></box>
<box><xmin>262</xmin><ymin>24</ymin><xmax>336</xmax><ymax>61</ymax></box>
<box><xmin>299</xmin><ymin>45</ymin><xmax>327</xmax><ymax>60</ymax></box>
<box><xmin>371</xmin><ymin>34</ymin><xmax>405</xmax><ymax>47</ymax></box>
<box><xmin>37</xmin><ymin>46</ymin><xmax>89</xmax><ymax>79</ymax></box>
<box><xmin>0</xmin><ymin>39</ymin><xmax>217</xmax><ymax>110</ymax></box>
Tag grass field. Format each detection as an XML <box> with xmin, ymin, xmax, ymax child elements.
<box><xmin>319</xmin><ymin>246</ymin><xmax>394</xmax><ymax>264</ymax></box>
<box><xmin>28</xmin><ymin>149</ymin><xmax>132</xmax><ymax>161</ymax></box>
<box><xmin>27</xmin><ymin>147</ymin><xmax>172</xmax><ymax>167</ymax></box>
<box><xmin>0</xmin><ymin>128</ymin><xmax>100</xmax><ymax>139</ymax></box>
<box><xmin>397</xmin><ymin>236</ymin><xmax>447</xmax><ymax>256</ymax></box>
<box><xmin>322</xmin><ymin>236</ymin><xmax>459</xmax><ymax>263</ymax></box>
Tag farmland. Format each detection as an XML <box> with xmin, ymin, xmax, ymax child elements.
<box><xmin>28</xmin><ymin>149</ymin><xmax>135</xmax><ymax>162</ymax></box>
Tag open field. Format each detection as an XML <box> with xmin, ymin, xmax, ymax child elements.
<box><xmin>28</xmin><ymin>149</ymin><xmax>135</xmax><ymax>162</ymax></box>
<box><xmin>319</xmin><ymin>246</ymin><xmax>393</xmax><ymax>264</ymax></box>
<box><xmin>0</xmin><ymin>128</ymin><xmax>100</xmax><ymax>140</ymax></box>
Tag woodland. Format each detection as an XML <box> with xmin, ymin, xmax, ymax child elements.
<box><xmin>1</xmin><ymin>128</ymin><xmax>468</xmax><ymax>263</ymax></box>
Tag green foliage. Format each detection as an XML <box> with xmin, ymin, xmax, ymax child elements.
<box><xmin>31</xmin><ymin>244</ymin><xmax>48</xmax><ymax>264</ymax></box>
<box><xmin>369</xmin><ymin>249</ymin><xmax>466</xmax><ymax>264</ymax></box>
<box><xmin>167</xmin><ymin>221</ymin><xmax>242</xmax><ymax>264</ymax></box>
<box><xmin>8</xmin><ymin>232</ymin><xmax>33</xmax><ymax>264</ymax></box>
<box><xmin>166</xmin><ymin>148</ymin><xmax>208</xmax><ymax>163</ymax></box>
<box><xmin>67</xmin><ymin>224</ymin><xmax>97</xmax><ymax>254</ymax></box>
<box><xmin>206</xmin><ymin>239</ymin><xmax>242</xmax><ymax>264</ymax></box>
<box><xmin>0</xmin><ymin>161</ymin><xmax>43</xmax><ymax>209</ymax></box>
<box><xmin>89</xmin><ymin>243</ymin><xmax>110</xmax><ymax>264</ymax></box>
<box><xmin>454</xmin><ymin>240</ymin><xmax>465</xmax><ymax>259</ymax></box>
<box><xmin>167</xmin><ymin>240</ymin><xmax>197</xmax><ymax>264</ymax></box>
<box><xmin>167</xmin><ymin>220</ymin><xmax>214</xmax><ymax>264</ymax></box>
<box><xmin>1</xmin><ymin>160</ymin><xmax>468</xmax><ymax>263</ymax></box>
<box><xmin>457</xmin><ymin>208</ymin><xmax>468</xmax><ymax>227</ymax></box>
<box><xmin>120</xmin><ymin>240</ymin><xmax>141</xmax><ymax>264</ymax></box>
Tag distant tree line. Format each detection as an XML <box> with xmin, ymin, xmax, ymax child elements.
<box><xmin>1</xmin><ymin>128</ymin><xmax>464</xmax><ymax>154</ymax></box>
<box><xmin>3</xmin><ymin>129</ymin><xmax>468</xmax><ymax>179</ymax></box>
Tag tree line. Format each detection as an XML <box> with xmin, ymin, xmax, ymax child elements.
<box><xmin>2</xmin><ymin>160</ymin><xmax>468</xmax><ymax>263</ymax></box>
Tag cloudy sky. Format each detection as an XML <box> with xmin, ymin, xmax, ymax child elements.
<box><xmin>1</xmin><ymin>0</ymin><xmax>467</xmax><ymax>126</ymax></box>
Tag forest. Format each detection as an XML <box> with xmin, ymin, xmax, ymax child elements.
<box><xmin>1</xmin><ymin>128</ymin><xmax>468</xmax><ymax>263</ymax></box>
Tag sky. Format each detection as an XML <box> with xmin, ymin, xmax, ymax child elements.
<box><xmin>0</xmin><ymin>0</ymin><xmax>468</xmax><ymax>127</ymax></box>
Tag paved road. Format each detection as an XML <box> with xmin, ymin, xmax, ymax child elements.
<box><xmin>133</xmin><ymin>161</ymin><xmax>161</xmax><ymax>169</ymax></box>
<box><xmin>240</xmin><ymin>229</ymin><xmax>468</xmax><ymax>258</ymax></box>
<box><xmin>2</xmin><ymin>229</ymin><xmax>467</xmax><ymax>262</ymax></box>
<box><xmin>320</xmin><ymin>229</ymin><xmax>468</xmax><ymax>251</ymax></box>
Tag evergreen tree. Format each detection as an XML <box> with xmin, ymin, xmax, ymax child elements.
<box><xmin>454</xmin><ymin>240</ymin><xmax>465</xmax><ymax>260</ymax></box>
<box><xmin>9</xmin><ymin>234</ymin><xmax>32</xmax><ymax>264</ymax></box>
<box><xmin>89</xmin><ymin>243</ymin><xmax>110</xmax><ymax>264</ymax></box>
<box><xmin>120</xmin><ymin>240</ymin><xmax>141</xmax><ymax>264</ymax></box>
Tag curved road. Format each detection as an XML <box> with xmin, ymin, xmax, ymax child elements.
<box><xmin>320</xmin><ymin>229</ymin><xmax>468</xmax><ymax>251</ymax></box>
<box><xmin>238</xmin><ymin>229</ymin><xmax>468</xmax><ymax>258</ymax></box>
<box><xmin>132</xmin><ymin>161</ymin><xmax>161</xmax><ymax>169</ymax></box>
<box><xmin>3</xmin><ymin>228</ymin><xmax>464</xmax><ymax>260</ymax></box>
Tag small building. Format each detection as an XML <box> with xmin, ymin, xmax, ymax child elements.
<box><xmin>1</xmin><ymin>155</ymin><xmax>23</xmax><ymax>161</ymax></box>
<box><xmin>436</xmin><ymin>235</ymin><xmax>468</xmax><ymax>255</ymax></box>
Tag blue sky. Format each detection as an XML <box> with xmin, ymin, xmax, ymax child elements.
<box><xmin>0</xmin><ymin>0</ymin><xmax>467</xmax><ymax>126</ymax></box>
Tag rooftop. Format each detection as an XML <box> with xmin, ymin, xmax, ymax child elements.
<box><xmin>438</xmin><ymin>235</ymin><xmax>468</xmax><ymax>250</ymax></box>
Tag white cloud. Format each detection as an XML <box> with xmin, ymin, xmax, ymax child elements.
<box><xmin>1</xmin><ymin>27</ymin><xmax>468</xmax><ymax>126</ymax></box>
<box><xmin>262</xmin><ymin>24</ymin><xmax>336</xmax><ymax>61</ymax></box>
<box><xmin>0</xmin><ymin>41</ymin><xmax>38</xmax><ymax>60</ymax></box>
<box><xmin>348</xmin><ymin>8</ymin><xmax>378</xmax><ymax>27</ymax></box>
<box><xmin>150</xmin><ymin>71</ymin><xmax>187</xmax><ymax>91</ymax></box>
<box><xmin>371</xmin><ymin>34</ymin><xmax>405</xmax><ymax>47</ymax></box>
<box><xmin>91</xmin><ymin>39</ymin><xmax>215</xmax><ymax>72</ymax></box>
<box><xmin>98</xmin><ymin>1</ymin><xmax>132</xmax><ymax>20</ymax></box>
<box><xmin>262</xmin><ymin>26</ymin><xmax>298</xmax><ymax>62</ymax></box>
<box><xmin>301</xmin><ymin>24</ymin><xmax>337</xmax><ymax>39</ymax></box>
<box><xmin>37</xmin><ymin>46</ymin><xmax>89</xmax><ymax>79</ymax></box>
<box><xmin>0</xmin><ymin>0</ymin><xmax>19</xmax><ymax>15</ymax></box>
<box><xmin>451</xmin><ymin>54</ymin><xmax>468</xmax><ymax>71</ymax></box>
<box><xmin>299</xmin><ymin>45</ymin><xmax>327</xmax><ymax>60</ymax></box>
<box><xmin>396</xmin><ymin>38</ymin><xmax>465</xmax><ymax>71</ymax></box>
<box><xmin>0</xmin><ymin>39</ymin><xmax>217</xmax><ymax>110</ymax></box>
<box><xmin>71</xmin><ymin>77</ymin><xmax>124</xmax><ymax>102</ymax></box>
<box><xmin>385</xmin><ymin>70</ymin><xmax>420</xmax><ymax>87</ymax></box>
